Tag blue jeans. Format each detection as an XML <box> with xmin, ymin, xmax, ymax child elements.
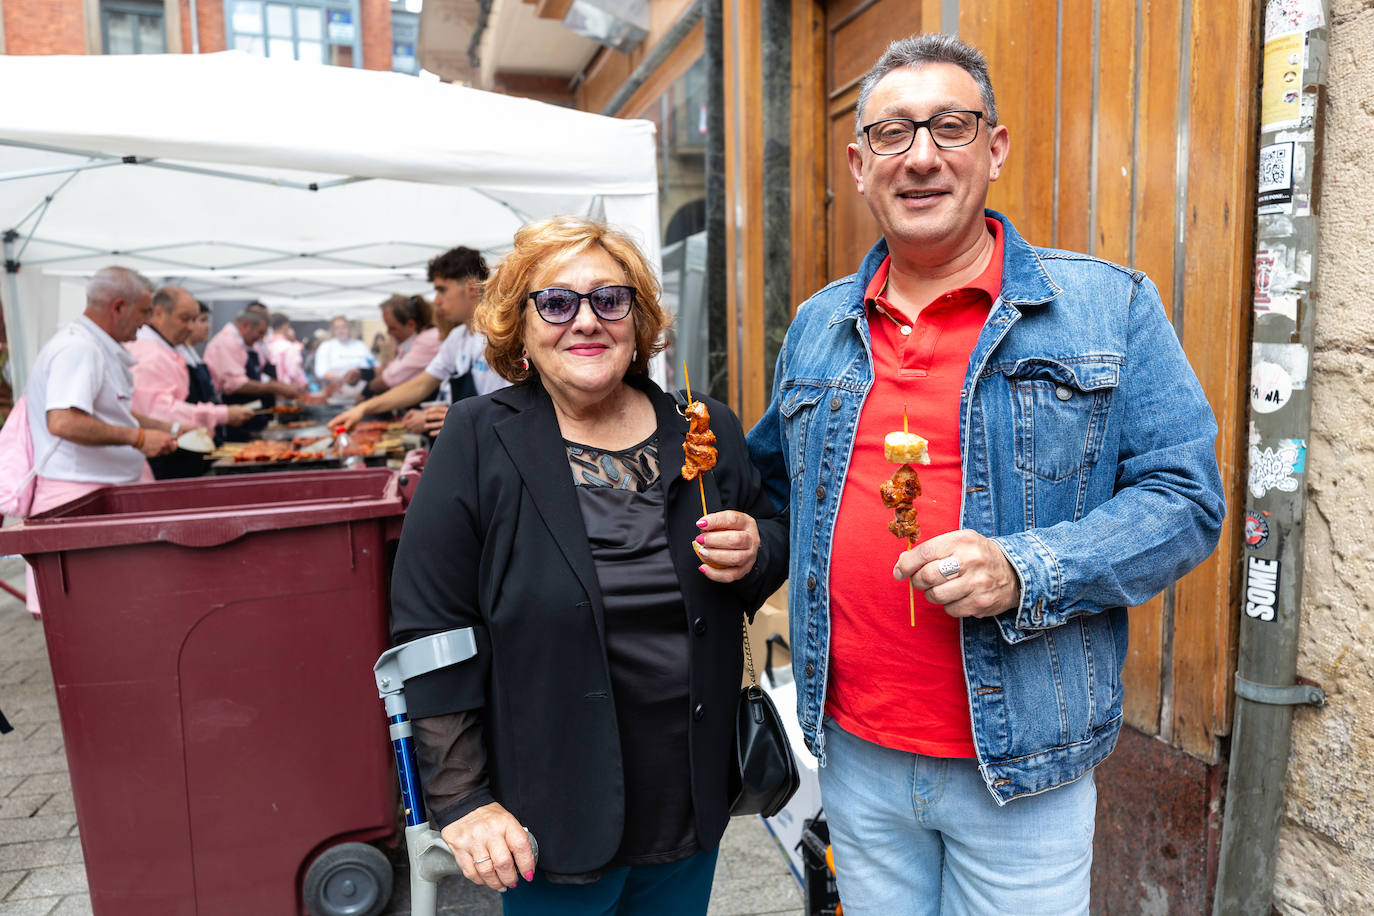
<box><xmin>501</xmin><ymin>847</ymin><xmax>719</xmax><ymax>916</ymax></box>
<box><xmin>818</xmin><ymin>718</ymin><xmax>1095</xmax><ymax>915</ymax></box>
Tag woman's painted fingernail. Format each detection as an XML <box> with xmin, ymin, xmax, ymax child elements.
<box><xmin>699</xmin><ymin>565</ymin><xmax>709</xmax><ymax>574</ymax></box>
<box><xmin>696</xmin><ymin>518</ymin><xmax>709</xmax><ymax>529</ymax></box>
<box><xmin>523</xmin><ymin>871</ymin><xmax>534</xmax><ymax>882</ymax></box>
<box><xmin>695</xmin><ymin>534</ymin><xmax>705</xmax><ymax>544</ymax></box>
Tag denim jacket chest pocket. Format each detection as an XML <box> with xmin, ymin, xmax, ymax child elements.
<box><xmin>1000</xmin><ymin>356</ymin><xmax>1121</xmax><ymax>483</ymax></box>
<box><xmin>780</xmin><ymin>382</ymin><xmax>830</xmax><ymax>481</ymax></box>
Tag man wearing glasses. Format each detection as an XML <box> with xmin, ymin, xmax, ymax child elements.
<box><xmin>747</xmin><ymin>34</ymin><xmax>1224</xmax><ymax>913</ymax></box>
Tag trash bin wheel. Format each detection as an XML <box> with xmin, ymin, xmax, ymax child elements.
<box><xmin>303</xmin><ymin>842</ymin><xmax>394</xmax><ymax>916</ymax></box>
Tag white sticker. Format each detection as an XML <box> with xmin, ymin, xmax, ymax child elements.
<box><xmin>1249</xmin><ymin>441</ymin><xmax>1302</xmax><ymax>498</ymax></box>
<box><xmin>1244</xmin><ymin>557</ymin><xmax>1281</xmax><ymax>622</ymax></box>
<box><xmin>1258</xmin><ymin>142</ymin><xmax>1295</xmax><ymax>214</ymax></box>
<box><xmin>1251</xmin><ymin>361</ymin><xmax>1293</xmax><ymax>414</ymax></box>
<box><xmin>1265</xmin><ymin>0</ymin><xmax>1324</xmax><ymax>40</ymax></box>
<box><xmin>1253</xmin><ymin>342</ymin><xmax>1309</xmax><ymax>387</ymax></box>
<box><xmin>1258</xmin><ymin>293</ymin><xmax>1300</xmax><ymax>324</ymax></box>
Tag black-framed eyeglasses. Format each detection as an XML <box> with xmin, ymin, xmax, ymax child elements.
<box><xmin>527</xmin><ymin>286</ymin><xmax>635</xmax><ymax>324</ymax></box>
<box><xmin>862</xmin><ymin>110</ymin><xmax>985</xmax><ymax>155</ymax></box>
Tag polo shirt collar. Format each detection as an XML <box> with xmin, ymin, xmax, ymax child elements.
<box><xmin>864</xmin><ymin>216</ymin><xmax>1004</xmax><ymax>321</ymax></box>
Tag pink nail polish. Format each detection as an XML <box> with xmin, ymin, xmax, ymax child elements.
<box><xmin>696</xmin><ymin>518</ymin><xmax>709</xmax><ymax>529</ymax></box>
<box><xmin>523</xmin><ymin>871</ymin><xmax>534</xmax><ymax>881</ymax></box>
<box><xmin>695</xmin><ymin>534</ymin><xmax>705</xmax><ymax>544</ymax></box>
<box><xmin>699</xmin><ymin>565</ymin><xmax>708</xmax><ymax>574</ymax></box>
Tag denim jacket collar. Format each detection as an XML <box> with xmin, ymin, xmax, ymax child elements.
<box><xmin>828</xmin><ymin>210</ymin><xmax>1062</xmax><ymax>330</ymax></box>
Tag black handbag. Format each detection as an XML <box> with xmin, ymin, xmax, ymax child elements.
<box><xmin>728</xmin><ymin>617</ymin><xmax>800</xmax><ymax>817</ymax></box>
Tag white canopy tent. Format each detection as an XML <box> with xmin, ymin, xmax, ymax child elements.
<box><xmin>0</xmin><ymin>51</ymin><xmax>662</xmax><ymax>390</ymax></box>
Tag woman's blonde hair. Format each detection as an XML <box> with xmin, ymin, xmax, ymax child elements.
<box><xmin>475</xmin><ymin>216</ymin><xmax>670</xmax><ymax>383</ymax></box>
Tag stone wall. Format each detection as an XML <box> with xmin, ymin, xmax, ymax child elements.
<box><xmin>1273</xmin><ymin>2</ymin><xmax>1374</xmax><ymax>912</ymax></box>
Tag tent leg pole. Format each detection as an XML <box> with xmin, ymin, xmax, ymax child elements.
<box><xmin>2</xmin><ymin>229</ymin><xmax>26</xmax><ymax>391</ymax></box>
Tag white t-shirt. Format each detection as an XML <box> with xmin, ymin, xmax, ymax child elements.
<box><xmin>26</xmin><ymin>315</ymin><xmax>146</xmax><ymax>484</ymax></box>
<box><xmin>424</xmin><ymin>326</ymin><xmax>508</xmax><ymax>401</ymax></box>
<box><xmin>313</xmin><ymin>337</ymin><xmax>375</xmax><ymax>379</ymax></box>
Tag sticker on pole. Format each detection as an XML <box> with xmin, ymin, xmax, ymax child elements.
<box><xmin>1252</xmin><ymin>250</ymin><xmax>1301</xmax><ymax>324</ymax></box>
<box><xmin>1265</xmin><ymin>0</ymin><xmax>1324</xmax><ymax>40</ymax></box>
<box><xmin>1244</xmin><ymin>557</ymin><xmax>1281</xmax><ymax>622</ymax></box>
<box><xmin>1244</xmin><ymin>512</ymin><xmax>1271</xmax><ymax>550</ymax></box>
<box><xmin>1258</xmin><ymin>142</ymin><xmax>1295</xmax><ymax>214</ymax></box>
<box><xmin>1251</xmin><ymin>361</ymin><xmax>1294</xmax><ymax>414</ymax></box>
<box><xmin>1253</xmin><ymin>342</ymin><xmax>1310</xmax><ymax>404</ymax></box>
<box><xmin>1249</xmin><ymin>440</ymin><xmax>1302</xmax><ymax>498</ymax></box>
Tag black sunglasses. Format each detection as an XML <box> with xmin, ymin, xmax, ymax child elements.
<box><xmin>527</xmin><ymin>286</ymin><xmax>635</xmax><ymax>324</ymax></box>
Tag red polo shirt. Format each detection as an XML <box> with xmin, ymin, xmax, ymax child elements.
<box><xmin>824</xmin><ymin>218</ymin><xmax>1003</xmax><ymax>758</ymax></box>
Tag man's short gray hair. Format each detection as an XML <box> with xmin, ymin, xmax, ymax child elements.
<box><xmin>86</xmin><ymin>266</ymin><xmax>153</xmax><ymax>311</ymax></box>
<box><xmin>235</xmin><ymin>308</ymin><xmax>269</xmax><ymax>328</ymax></box>
<box><xmin>854</xmin><ymin>34</ymin><xmax>999</xmax><ymax>138</ymax></box>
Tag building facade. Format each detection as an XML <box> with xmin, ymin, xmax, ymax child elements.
<box><xmin>0</xmin><ymin>0</ymin><xmax>414</xmax><ymax>72</ymax></box>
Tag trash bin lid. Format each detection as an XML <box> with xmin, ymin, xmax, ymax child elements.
<box><xmin>0</xmin><ymin>468</ymin><xmax>405</xmax><ymax>554</ymax></box>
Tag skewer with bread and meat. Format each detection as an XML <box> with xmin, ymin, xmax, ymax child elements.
<box><xmin>881</xmin><ymin>410</ymin><xmax>929</xmax><ymax>625</ymax></box>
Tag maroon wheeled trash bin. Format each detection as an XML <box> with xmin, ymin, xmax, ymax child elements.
<box><xmin>0</xmin><ymin>469</ymin><xmax>409</xmax><ymax>916</ymax></box>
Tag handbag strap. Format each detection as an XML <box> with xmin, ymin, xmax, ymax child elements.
<box><xmin>741</xmin><ymin>616</ymin><xmax>757</xmax><ymax>688</ymax></box>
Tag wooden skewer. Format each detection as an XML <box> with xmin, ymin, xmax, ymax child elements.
<box><xmin>904</xmin><ymin>403</ymin><xmax>915</xmax><ymax>626</ymax></box>
<box><xmin>684</xmin><ymin>365</ymin><xmax>708</xmax><ymax>518</ymax></box>
<box><xmin>907</xmin><ymin>536</ymin><xmax>916</xmax><ymax>626</ymax></box>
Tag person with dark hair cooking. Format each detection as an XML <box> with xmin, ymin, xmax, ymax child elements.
<box><xmin>328</xmin><ymin>245</ymin><xmax>505</xmax><ymax>435</ymax></box>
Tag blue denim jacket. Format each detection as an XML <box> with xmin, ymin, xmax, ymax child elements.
<box><xmin>746</xmin><ymin>211</ymin><xmax>1225</xmax><ymax>804</ymax></box>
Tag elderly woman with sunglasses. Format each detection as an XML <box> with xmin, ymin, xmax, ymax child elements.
<box><xmin>390</xmin><ymin>216</ymin><xmax>788</xmax><ymax>916</ymax></box>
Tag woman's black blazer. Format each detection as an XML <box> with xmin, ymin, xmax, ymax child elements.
<box><xmin>390</xmin><ymin>374</ymin><xmax>789</xmax><ymax>875</ymax></box>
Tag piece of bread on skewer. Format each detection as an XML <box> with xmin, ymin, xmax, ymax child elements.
<box><xmin>884</xmin><ymin>431</ymin><xmax>930</xmax><ymax>466</ymax></box>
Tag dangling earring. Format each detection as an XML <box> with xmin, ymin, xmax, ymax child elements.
<box><xmin>520</xmin><ymin>354</ymin><xmax>530</xmax><ymax>372</ymax></box>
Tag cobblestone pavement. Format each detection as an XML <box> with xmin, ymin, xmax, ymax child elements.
<box><xmin>0</xmin><ymin>556</ymin><xmax>801</xmax><ymax>915</ymax></box>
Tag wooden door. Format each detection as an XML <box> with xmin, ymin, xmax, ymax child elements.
<box><xmin>819</xmin><ymin>0</ymin><xmax>939</xmax><ymax>283</ymax></box>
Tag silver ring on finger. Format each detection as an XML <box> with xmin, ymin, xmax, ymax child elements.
<box><xmin>937</xmin><ymin>556</ymin><xmax>961</xmax><ymax>578</ymax></box>
<box><xmin>472</xmin><ymin>855</ymin><xmax>491</xmax><ymax>865</ymax></box>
